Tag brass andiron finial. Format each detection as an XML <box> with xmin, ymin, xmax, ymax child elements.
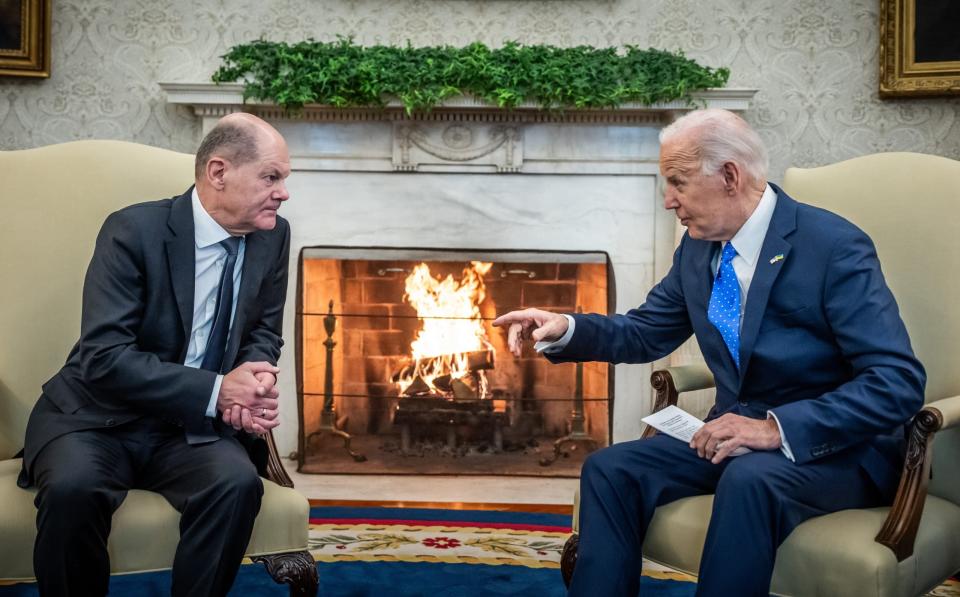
<box><xmin>540</xmin><ymin>306</ymin><xmax>599</xmax><ymax>466</ymax></box>
<box><xmin>305</xmin><ymin>300</ymin><xmax>367</xmax><ymax>463</ymax></box>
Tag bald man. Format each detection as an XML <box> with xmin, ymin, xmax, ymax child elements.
<box><xmin>19</xmin><ymin>113</ymin><xmax>293</xmax><ymax>596</ymax></box>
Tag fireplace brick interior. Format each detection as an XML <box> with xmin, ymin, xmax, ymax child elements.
<box><xmin>298</xmin><ymin>249</ymin><xmax>610</xmax><ymax>476</ymax></box>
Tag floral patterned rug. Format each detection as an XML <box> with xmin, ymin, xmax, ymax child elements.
<box><xmin>309</xmin><ymin>506</ymin><xmax>572</xmax><ymax>570</ymax></box>
<box><xmin>305</xmin><ymin>505</ymin><xmax>696</xmax><ymax>595</ymax></box>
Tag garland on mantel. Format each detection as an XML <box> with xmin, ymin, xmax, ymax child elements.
<box><xmin>211</xmin><ymin>38</ymin><xmax>730</xmax><ymax>112</ymax></box>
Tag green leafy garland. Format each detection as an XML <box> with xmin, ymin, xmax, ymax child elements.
<box><xmin>212</xmin><ymin>38</ymin><xmax>729</xmax><ymax>112</ymax></box>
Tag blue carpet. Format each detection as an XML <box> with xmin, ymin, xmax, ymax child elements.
<box><xmin>0</xmin><ymin>560</ymin><xmax>695</xmax><ymax>596</ymax></box>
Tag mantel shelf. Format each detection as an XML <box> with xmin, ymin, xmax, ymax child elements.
<box><xmin>160</xmin><ymin>82</ymin><xmax>757</xmax><ymax>124</ymax></box>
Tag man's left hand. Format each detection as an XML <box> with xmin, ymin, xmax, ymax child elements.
<box><xmin>222</xmin><ymin>371</ymin><xmax>281</xmax><ymax>434</ymax></box>
<box><xmin>690</xmin><ymin>414</ymin><xmax>782</xmax><ymax>464</ymax></box>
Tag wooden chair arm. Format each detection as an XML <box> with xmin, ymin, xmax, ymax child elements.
<box><xmin>264</xmin><ymin>430</ymin><xmax>294</xmax><ymax>488</ymax></box>
<box><xmin>875</xmin><ymin>394</ymin><xmax>960</xmax><ymax>561</ymax></box>
<box><xmin>643</xmin><ymin>365</ymin><xmax>716</xmax><ymax>439</ymax></box>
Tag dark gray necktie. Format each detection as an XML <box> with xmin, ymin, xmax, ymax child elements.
<box><xmin>188</xmin><ymin>237</ymin><xmax>242</xmax><ymax>445</ymax></box>
<box><xmin>201</xmin><ymin>236</ymin><xmax>242</xmax><ymax>373</ymax></box>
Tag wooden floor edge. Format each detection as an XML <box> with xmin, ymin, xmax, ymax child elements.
<box><xmin>308</xmin><ymin>498</ymin><xmax>573</xmax><ymax>514</ymax></box>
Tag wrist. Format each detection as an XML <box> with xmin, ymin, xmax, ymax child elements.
<box><xmin>764</xmin><ymin>417</ymin><xmax>783</xmax><ymax>449</ymax></box>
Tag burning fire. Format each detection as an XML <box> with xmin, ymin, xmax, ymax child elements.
<box><xmin>394</xmin><ymin>261</ymin><xmax>495</xmax><ymax>399</ymax></box>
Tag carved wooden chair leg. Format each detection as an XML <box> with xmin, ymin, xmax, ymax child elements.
<box><xmin>561</xmin><ymin>533</ymin><xmax>579</xmax><ymax>588</ymax></box>
<box><xmin>252</xmin><ymin>550</ymin><xmax>319</xmax><ymax>596</ymax></box>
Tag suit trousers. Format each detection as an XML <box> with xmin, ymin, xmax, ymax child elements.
<box><xmin>569</xmin><ymin>433</ymin><xmax>886</xmax><ymax>597</ymax></box>
<box><xmin>30</xmin><ymin>417</ymin><xmax>263</xmax><ymax>597</ymax></box>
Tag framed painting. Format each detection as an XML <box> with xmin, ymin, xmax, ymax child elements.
<box><xmin>0</xmin><ymin>0</ymin><xmax>50</xmax><ymax>78</ymax></box>
<box><xmin>880</xmin><ymin>0</ymin><xmax>960</xmax><ymax>96</ymax></box>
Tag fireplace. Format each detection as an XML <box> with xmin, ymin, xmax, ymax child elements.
<box><xmin>162</xmin><ymin>83</ymin><xmax>755</xmax><ymax>472</ymax></box>
<box><xmin>297</xmin><ymin>248</ymin><xmax>611</xmax><ymax>476</ymax></box>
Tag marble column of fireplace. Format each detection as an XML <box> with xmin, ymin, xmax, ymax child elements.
<box><xmin>163</xmin><ymin>83</ymin><xmax>756</xmax><ymax>459</ymax></box>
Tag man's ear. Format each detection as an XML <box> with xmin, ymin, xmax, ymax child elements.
<box><xmin>721</xmin><ymin>161</ymin><xmax>740</xmax><ymax>195</ymax></box>
<box><xmin>205</xmin><ymin>157</ymin><xmax>228</xmax><ymax>191</ymax></box>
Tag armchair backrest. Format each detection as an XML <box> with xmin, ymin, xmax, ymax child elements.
<box><xmin>783</xmin><ymin>152</ymin><xmax>960</xmax><ymax>505</ymax></box>
<box><xmin>0</xmin><ymin>141</ymin><xmax>194</xmax><ymax>459</ymax></box>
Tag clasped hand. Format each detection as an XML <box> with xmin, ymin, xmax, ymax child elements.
<box><xmin>690</xmin><ymin>413</ymin><xmax>782</xmax><ymax>464</ymax></box>
<box><xmin>217</xmin><ymin>361</ymin><xmax>281</xmax><ymax>435</ymax></box>
<box><xmin>492</xmin><ymin>308</ymin><xmax>569</xmax><ymax>357</ymax></box>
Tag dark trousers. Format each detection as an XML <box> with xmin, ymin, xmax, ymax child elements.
<box><xmin>569</xmin><ymin>434</ymin><xmax>886</xmax><ymax>597</ymax></box>
<box><xmin>30</xmin><ymin>418</ymin><xmax>263</xmax><ymax>597</ymax></box>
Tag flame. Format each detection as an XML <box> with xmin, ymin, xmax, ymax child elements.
<box><xmin>396</xmin><ymin>261</ymin><xmax>494</xmax><ymax>398</ymax></box>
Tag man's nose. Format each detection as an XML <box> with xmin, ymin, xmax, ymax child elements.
<box><xmin>663</xmin><ymin>188</ymin><xmax>678</xmax><ymax>209</ymax></box>
<box><xmin>275</xmin><ymin>181</ymin><xmax>290</xmax><ymax>201</ymax></box>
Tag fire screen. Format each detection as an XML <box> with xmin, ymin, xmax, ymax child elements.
<box><xmin>296</xmin><ymin>247</ymin><xmax>611</xmax><ymax>476</ymax></box>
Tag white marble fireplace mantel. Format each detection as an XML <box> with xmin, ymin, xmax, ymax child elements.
<box><xmin>162</xmin><ymin>82</ymin><xmax>756</xmax><ymax>458</ymax></box>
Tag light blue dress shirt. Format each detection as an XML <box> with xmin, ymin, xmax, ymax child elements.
<box><xmin>185</xmin><ymin>188</ymin><xmax>246</xmax><ymax>418</ymax></box>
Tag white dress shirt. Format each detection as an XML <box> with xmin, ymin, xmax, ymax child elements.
<box><xmin>185</xmin><ymin>188</ymin><xmax>245</xmax><ymax>418</ymax></box>
<box><xmin>540</xmin><ymin>184</ymin><xmax>796</xmax><ymax>460</ymax></box>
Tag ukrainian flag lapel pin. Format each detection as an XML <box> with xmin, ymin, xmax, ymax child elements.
<box><xmin>769</xmin><ymin>254</ymin><xmax>785</xmax><ymax>265</ymax></box>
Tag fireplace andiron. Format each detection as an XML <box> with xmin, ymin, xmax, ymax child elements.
<box><xmin>540</xmin><ymin>309</ymin><xmax>599</xmax><ymax>465</ymax></box>
<box><xmin>305</xmin><ymin>300</ymin><xmax>367</xmax><ymax>462</ymax></box>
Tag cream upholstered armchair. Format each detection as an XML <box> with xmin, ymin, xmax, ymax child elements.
<box><xmin>561</xmin><ymin>153</ymin><xmax>960</xmax><ymax>596</ymax></box>
<box><xmin>0</xmin><ymin>141</ymin><xmax>317</xmax><ymax>594</ymax></box>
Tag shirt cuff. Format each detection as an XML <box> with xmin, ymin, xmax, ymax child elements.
<box><xmin>534</xmin><ymin>314</ymin><xmax>576</xmax><ymax>354</ymax></box>
<box><xmin>206</xmin><ymin>374</ymin><xmax>223</xmax><ymax>418</ymax></box>
<box><xmin>767</xmin><ymin>411</ymin><xmax>795</xmax><ymax>462</ymax></box>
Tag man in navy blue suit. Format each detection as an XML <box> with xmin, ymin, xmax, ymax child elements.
<box><xmin>493</xmin><ymin>109</ymin><xmax>925</xmax><ymax>596</ymax></box>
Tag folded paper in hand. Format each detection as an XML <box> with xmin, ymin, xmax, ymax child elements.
<box><xmin>641</xmin><ymin>405</ymin><xmax>750</xmax><ymax>456</ymax></box>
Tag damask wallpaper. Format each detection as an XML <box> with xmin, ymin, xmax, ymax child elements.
<box><xmin>0</xmin><ymin>0</ymin><xmax>958</xmax><ymax>180</ymax></box>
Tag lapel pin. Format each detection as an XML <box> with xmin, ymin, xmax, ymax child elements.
<box><xmin>769</xmin><ymin>254</ymin><xmax>784</xmax><ymax>265</ymax></box>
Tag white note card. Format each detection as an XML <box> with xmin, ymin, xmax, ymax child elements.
<box><xmin>641</xmin><ymin>405</ymin><xmax>750</xmax><ymax>456</ymax></box>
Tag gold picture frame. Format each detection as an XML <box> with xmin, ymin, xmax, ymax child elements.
<box><xmin>880</xmin><ymin>0</ymin><xmax>960</xmax><ymax>96</ymax></box>
<box><xmin>0</xmin><ymin>0</ymin><xmax>50</xmax><ymax>78</ymax></box>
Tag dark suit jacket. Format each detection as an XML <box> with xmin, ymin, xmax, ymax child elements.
<box><xmin>550</xmin><ymin>185</ymin><xmax>925</xmax><ymax>493</ymax></box>
<box><xmin>19</xmin><ymin>188</ymin><xmax>290</xmax><ymax>485</ymax></box>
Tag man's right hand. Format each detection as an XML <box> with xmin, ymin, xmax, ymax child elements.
<box><xmin>492</xmin><ymin>308</ymin><xmax>570</xmax><ymax>357</ymax></box>
<box><xmin>217</xmin><ymin>361</ymin><xmax>281</xmax><ymax>434</ymax></box>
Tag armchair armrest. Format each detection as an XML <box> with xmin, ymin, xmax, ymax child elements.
<box><xmin>263</xmin><ymin>431</ymin><xmax>294</xmax><ymax>488</ymax></box>
<box><xmin>643</xmin><ymin>365</ymin><xmax>716</xmax><ymax>439</ymax></box>
<box><xmin>876</xmin><ymin>393</ymin><xmax>960</xmax><ymax>561</ymax></box>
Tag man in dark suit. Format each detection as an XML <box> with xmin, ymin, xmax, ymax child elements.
<box><xmin>19</xmin><ymin>113</ymin><xmax>293</xmax><ymax>596</ymax></box>
<box><xmin>493</xmin><ymin>109</ymin><xmax>925</xmax><ymax>596</ymax></box>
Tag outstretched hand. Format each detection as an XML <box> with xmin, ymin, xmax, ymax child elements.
<box><xmin>492</xmin><ymin>308</ymin><xmax>570</xmax><ymax>357</ymax></box>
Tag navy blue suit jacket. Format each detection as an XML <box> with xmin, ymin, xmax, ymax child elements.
<box><xmin>551</xmin><ymin>185</ymin><xmax>925</xmax><ymax>493</ymax></box>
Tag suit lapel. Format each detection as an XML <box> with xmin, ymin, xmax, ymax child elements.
<box><xmin>165</xmin><ymin>190</ymin><xmax>196</xmax><ymax>347</ymax></box>
<box><xmin>736</xmin><ymin>187</ymin><xmax>797</xmax><ymax>384</ymax></box>
<box><xmin>688</xmin><ymin>239</ymin><xmax>719</xmax><ymax>324</ymax></box>
<box><xmin>223</xmin><ymin>230</ymin><xmax>269</xmax><ymax>367</ymax></box>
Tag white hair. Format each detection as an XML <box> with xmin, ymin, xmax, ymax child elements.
<box><xmin>659</xmin><ymin>109</ymin><xmax>768</xmax><ymax>183</ymax></box>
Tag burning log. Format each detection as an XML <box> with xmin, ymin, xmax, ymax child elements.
<box><xmin>433</xmin><ymin>374</ymin><xmax>453</xmax><ymax>393</ymax></box>
<box><xmin>391</xmin><ymin>349</ymin><xmax>495</xmax><ymax>383</ymax></box>
<box><xmin>466</xmin><ymin>349</ymin><xmax>495</xmax><ymax>371</ymax></box>
<box><xmin>451</xmin><ymin>378</ymin><xmax>477</xmax><ymax>400</ymax></box>
<box><xmin>402</xmin><ymin>376</ymin><xmax>432</xmax><ymax>396</ymax></box>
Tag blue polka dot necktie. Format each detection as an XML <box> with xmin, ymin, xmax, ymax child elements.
<box><xmin>708</xmin><ymin>242</ymin><xmax>741</xmax><ymax>369</ymax></box>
